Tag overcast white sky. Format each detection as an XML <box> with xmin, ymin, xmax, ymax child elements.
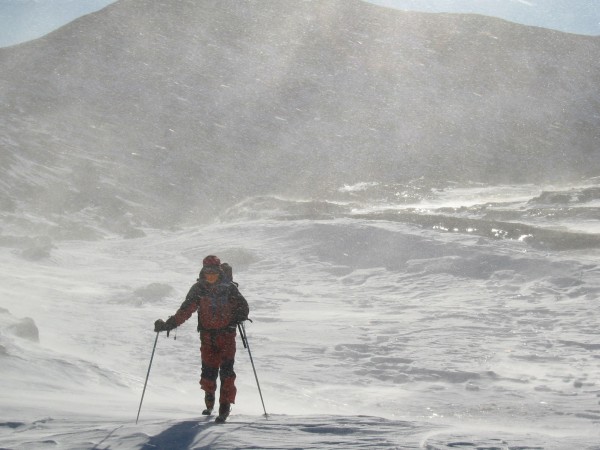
<box><xmin>0</xmin><ymin>0</ymin><xmax>599</xmax><ymax>47</ymax></box>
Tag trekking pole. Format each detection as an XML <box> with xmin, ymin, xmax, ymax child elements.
<box><xmin>136</xmin><ymin>331</ymin><xmax>160</xmax><ymax>424</ymax></box>
<box><xmin>238</xmin><ymin>322</ymin><xmax>268</xmax><ymax>418</ymax></box>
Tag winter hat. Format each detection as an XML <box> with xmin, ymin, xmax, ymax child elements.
<box><xmin>199</xmin><ymin>255</ymin><xmax>223</xmax><ymax>281</ymax></box>
<box><xmin>203</xmin><ymin>255</ymin><xmax>221</xmax><ymax>268</ymax></box>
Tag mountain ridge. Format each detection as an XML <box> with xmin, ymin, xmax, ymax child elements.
<box><xmin>1</xmin><ymin>0</ymin><xmax>598</xmax><ymax>236</ymax></box>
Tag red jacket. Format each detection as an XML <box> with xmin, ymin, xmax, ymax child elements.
<box><xmin>172</xmin><ymin>280</ymin><xmax>249</xmax><ymax>331</ymax></box>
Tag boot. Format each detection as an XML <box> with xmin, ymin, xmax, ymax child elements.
<box><xmin>202</xmin><ymin>393</ymin><xmax>215</xmax><ymax>415</ymax></box>
<box><xmin>215</xmin><ymin>403</ymin><xmax>231</xmax><ymax>423</ymax></box>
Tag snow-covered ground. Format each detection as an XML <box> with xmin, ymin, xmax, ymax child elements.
<box><xmin>1</xmin><ymin>184</ymin><xmax>599</xmax><ymax>449</ymax></box>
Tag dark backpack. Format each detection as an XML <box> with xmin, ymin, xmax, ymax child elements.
<box><xmin>221</xmin><ymin>263</ymin><xmax>238</xmax><ymax>286</ymax></box>
<box><xmin>221</xmin><ymin>263</ymin><xmax>232</xmax><ymax>283</ymax></box>
<box><xmin>196</xmin><ymin>262</ymin><xmax>240</xmax><ymax>332</ymax></box>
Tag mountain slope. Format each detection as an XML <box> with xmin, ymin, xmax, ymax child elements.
<box><xmin>1</xmin><ymin>0</ymin><xmax>599</xmax><ymax>235</ymax></box>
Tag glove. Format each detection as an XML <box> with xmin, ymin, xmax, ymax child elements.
<box><xmin>154</xmin><ymin>317</ymin><xmax>177</xmax><ymax>333</ymax></box>
<box><xmin>233</xmin><ymin>313</ymin><xmax>248</xmax><ymax>324</ymax></box>
<box><xmin>233</xmin><ymin>305</ymin><xmax>249</xmax><ymax>324</ymax></box>
<box><xmin>154</xmin><ymin>319</ymin><xmax>166</xmax><ymax>332</ymax></box>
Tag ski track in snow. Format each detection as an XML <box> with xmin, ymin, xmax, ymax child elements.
<box><xmin>1</xmin><ymin>187</ymin><xmax>600</xmax><ymax>449</ymax></box>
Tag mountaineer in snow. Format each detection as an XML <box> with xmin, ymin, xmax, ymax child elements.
<box><xmin>154</xmin><ymin>255</ymin><xmax>249</xmax><ymax>423</ymax></box>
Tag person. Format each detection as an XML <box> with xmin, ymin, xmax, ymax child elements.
<box><xmin>154</xmin><ymin>255</ymin><xmax>249</xmax><ymax>423</ymax></box>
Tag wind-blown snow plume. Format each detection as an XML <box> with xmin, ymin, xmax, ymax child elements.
<box><xmin>1</xmin><ymin>0</ymin><xmax>599</xmax><ymax>238</ymax></box>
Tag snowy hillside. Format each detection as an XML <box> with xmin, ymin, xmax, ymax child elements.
<box><xmin>2</xmin><ymin>184</ymin><xmax>600</xmax><ymax>449</ymax></box>
<box><xmin>1</xmin><ymin>1</ymin><xmax>599</xmax><ymax>449</ymax></box>
<box><xmin>1</xmin><ymin>0</ymin><xmax>599</xmax><ymax>240</ymax></box>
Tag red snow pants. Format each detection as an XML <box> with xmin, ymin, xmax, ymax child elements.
<box><xmin>199</xmin><ymin>329</ymin><xmax>237</xmax><ymax>404</ymax></box>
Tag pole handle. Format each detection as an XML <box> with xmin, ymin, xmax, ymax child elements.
<box><xmin>237</xmin><ymin>323</ymin><xmax>248</xmax><ymax>348</ymax></box>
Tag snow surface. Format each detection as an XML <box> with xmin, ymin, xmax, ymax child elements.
<box><xmin>1</xmin><ymin>0</ymin><xmax>599</xmax><ymax>447</ymax></box>
<box><xmin>1</xmin><ymin>185</ymin><xmax>600</xmax><ymax>449</ymax></box>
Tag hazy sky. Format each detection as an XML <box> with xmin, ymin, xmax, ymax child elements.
<box><xmin>368</xmin><ymin>0</ymin><xmax>600</xmax><ymax>35</ymax></box>
<box><xmin>0</xmin><ymin>0</ymin><xmax>599</xmax><ymax>47</ymax></box>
